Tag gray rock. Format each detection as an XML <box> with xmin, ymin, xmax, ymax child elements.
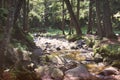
<box><xmin>99</xmin><ymin>67</ymin><xmax>119</xmax><ymax>76</ymax></box>
<box><xmin>33</xmin><ymin>48</ymin><xmax>43</xmax><ymax>56</ymax></box>
<box><xmin>64</xmin><ymin>64</ymin><xmax>90</xmax><ymax>80</ymax></box>
<box><xmin>31</xmin><ymin>48</ymin><xmax>43</xmax><ymax>64</ymax></box>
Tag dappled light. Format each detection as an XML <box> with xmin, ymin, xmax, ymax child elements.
<box><xmin>0</xmin><ymin>0</ymin><xmax>120</xmax><ymax>80</ymax></box>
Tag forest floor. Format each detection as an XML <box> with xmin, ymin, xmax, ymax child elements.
<box><xmin>32</xmin><ymin>34</ymin><xmax>120</xmax><ymax>80</ymax></box>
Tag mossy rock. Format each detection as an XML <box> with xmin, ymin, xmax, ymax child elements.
<box><xmin>51</xmin><ymin>68</ymin><xmax>63</xmax><ymax>79</ymax></box>
<box><xmin>66</xmin><ymin>34</ymin><xmax>82</xmax><ymax>42</ymax></box>
<box><xmin>94</xmin><ymin>43</ymin><xmax>120</xmax><ymax>59</ymax></box>
<box><xmin>83</xmin><ymin>35</ymin><xmax>97</xmax><ymax>48</ymax></box>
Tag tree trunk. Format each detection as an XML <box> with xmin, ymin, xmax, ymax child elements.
<box><xmin>69</xmin><ymin>0</ymin><xmax>74</xmax><ymax>35</ymax></box>
<box><xmin>44</xmin><ymin>0</ymin><xmax>49</xmax><ymax>27</ymax></box>
<box><xmin>64</xmin><ymin>0</ymin><xmax>82</xmax><ymax>35</ymax></box>
<box><xmin>87</xmin><ymin>0</ymin><xmax>94</xmax><ymax>34</ymax></box>
<box><xmin>77</xmin><ymin>0</ymin><xmax>80</xmax><ymax>22</ymax></box>
<box><xmin>103</xmin><ymin>0</ymin><xmax>116</xmax><ymax>38</ymax></box>
<box><xmin>0</xmin><ymin>0</ymin><xmax>16</xmax><ymax>67</ymax></box>
<box><xmin>23</xmin><ymin>0</ymin><xmax>29</xmax><ymax>32</ymax></box>
<box><xmin>3</xmin><ymin>0</ymin><xmax>15</xmax><ymax>51</ymax></box>
<box><xmin>14</xmin><ymin>0</ymin><xmax>24</xmax><ymax>25</ymax></box>
<box><xmin>95</xmin><ymin>0</ymin><xmax>103</xmax><ymax>38</ymax></box>
<box><xmin>61</xmin><ymin>0</ymin><xmax>65</xmax><ymax>35</ymax></box>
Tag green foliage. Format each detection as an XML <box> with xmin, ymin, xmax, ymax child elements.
<box><xmin>94</xmin><ymin>44</ymin><xmax>120</xmax><ymax>59</ymax></box>
<box><xmin>80</xmin><ymin>1</ymin><xmax>89</xmax><ymax>19</ymax></box>
<box><xmin>29</xmin><ymin>0</ymin><xmax>62</xmax><ymax>27</ymax></box>
<box><xmin>83</xmin><ymin>35</ymin><xmax>96</xmax><ymax>48</ymax></box>
<box><xmin>13</xmin><ymin>42</ymin><xmax>28</xmax><ymax>51</ymax></box>
<box><xmin>0</xmin><ymin>8</ymin><xmax>8</xmax><ymax>20</ymax></box>
<box><xmin>27</xmin><ymin>32</ymin><xmax>34</xmax><ymax>42</ymax></box>
<box><xmin>66</xmin><ymin>34</ymin><xmax>82</xmax><ymax>42</ymax></box>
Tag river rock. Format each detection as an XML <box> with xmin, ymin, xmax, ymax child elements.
<box><xmin>99</xmin><ymin>67</ymin><xmax>119</xmax><ymax>76</ymax></box>
<box><xmin>51</xmin><ymin>68</ymin><xmax>64</xmax><ymax>80</ymax></box>
<box><xmin>64</xmin><ymin>64</ymin><xmax>90</xmax><ymax>80</ymax></box>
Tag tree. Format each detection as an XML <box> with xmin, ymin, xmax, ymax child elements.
<box><xmin>87</xmin><ymin>0</ymin><xmax>94</xmax><ymax>34</ymax></box>
<box><xmin>69</xmin><ymin>0</ymin><xmax>74</xmax><ymax>35</ymax></box>
<box><xmin>61</xmin><ymin>0</ymin><xmax>65</xmax><ymax>35</ymax></box>
<box><xmin>102</xmin><ymin>0</ymin><xmax>116</xmax><ymax>38</ymax></box>
<box><xmin>0</xmin><ymin>0</ymin><xmax>35</xmax><ymax>68</ymax></box>
<box><xmin>23</xmin><ymin>0</ymin><xmax>29</xmax><ymax>32</ymax></box>
<box><xmin>76</xmin><ymin>0</ymin><xmax>80</xmax><ymax>22</ymax></box>
<box><xmin>44</xmin><ymin>0</ymin><xmax>49</xmax><ymax>27</ymax></box>
<box><xmin>0</xmin><ymin>0</ymin><xmax>16</xmax><ymax>67</ymax></box>
<box><xmin>95</xmin><ymin>0</ymin><xmax>103</xmax><ymax>38</ymax></box>
<box><xmin>64</xmin><ymin>0</ymin><xmax>82</xmax><ymax>35</ymax></box>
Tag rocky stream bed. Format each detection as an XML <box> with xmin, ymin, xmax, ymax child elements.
<box><xmin>31</xmin><ymin>35</ymin><xmax>120</xmax><ymax>80</ymax></box>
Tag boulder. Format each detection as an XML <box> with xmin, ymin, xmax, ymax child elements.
<box><xmin>31</xmin><ymin>48</ymin><xmax>43</xmax><ymax>64</ymax></box>
<box><xmin>51</xmin><ymin>68</ymin><xmax>64</xmax><ymax>80</ymax></box>
<box><xmin>64</xmin><ymin>64</ymin><xmax>90</xmax><ymax>80</ymax></box>
<box><xmin>99</xmin><ymin>67</ymin><xmax>119</xmax><ymax>76</ymax></box>
<box><xmin>33</xmin><ymin>48</ymin><xmax>43</xmax><ymax>56</ymax></box>
<box><xmin>35</xmin><ymin>66</ymin><xmax>63</xmax><ymax>80</ymax></box>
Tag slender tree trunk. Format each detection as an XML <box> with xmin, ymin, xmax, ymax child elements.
<box><xmin>87</xmin><ymin>0</ymin><xmax>94</xmax><ymax>34</ymax></box>
<box><xmin>103</xmin><ymin>0</ymin><xmax>116</xmax><ymax>38</ymax></box>
<box><xmin>0</xmin><ymin>0</ymin><xmax>3</xmax><ymax>8</ymax></box>
<box><xmin>64</xmin><ymin>0</ymin><xmax>82</xmax><ymax>35</ymax></box>
<box><xmin>95</xmin><ymin>0</ymin><xmax>103</xmax><ymax>38</ymax></box>
<box><xmin>69</xmin><ymin>0</ymin><xmax>74</xmax><ymax>35</ymax></box>
<box><xmin>62</xmin><ymin>0</ymin><xmax>65</xmax><ymax>35</ymax></box>
<box><xmin>0</xmin><ymin>0</ymin><xmax>6</xmax><ymax>8</ymax></box>
<box><xmin>23</xmin><ymin>0</ymin><xmax>29</xmax><ymax>32</ymax></box>
<box><xmin>44</xmin><ymin>0</ymin><xmax>49</xmax><ymax>27</ymax></box>
<box><xmin>77</xmin><ymin>0</ymin><xmax>80</xmax><ymax>22</ymax></box>
<box><xmin>14</xmin><ymin>0</ymin><xmax>24</xmax><ymax>25</ymax></box>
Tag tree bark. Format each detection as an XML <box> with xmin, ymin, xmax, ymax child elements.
<box><xmin>69</xmin><ymin>0</ymin><xmax>74</xmax><ymax>35</ymax></box>
<box><xmin>44</xmin><ymin>0</ymin><xmax>49</xmax><ymax>27</ymax></box>
<box><xmin>64</xmin><ymin>0</ymin><xmax>82</xmax><ymax>35</ymax></box>
<box><xmin>87</xmin><ymin>0</ymin><xmax>94</xmax><ymax>34</ymax></box>
<box><xmin>77</xmin><ymin>0</ymin><xmax>80</xmax><ymax>22</ymax></box>
<box><xmin>23</xmin><ymin>0</ymin><xmax>29</xmax><ymax>32</ymax></box>
<box><xmin>0</xmin><ymin>0</ymin><xmax>16</xmax><ymax>67</ymax></box>
<box><xmin>103</xmin><ymin>0</ymin><xmax>116</xmax><ymax>38</ymax></box>
<box><xmin>3</xmin><ymin>0</ymin><xmax>15</xmax><ymax>50</ymax></box>
<box><xmin>95</xmin><ymin>0</ymin><xmax>103</xmax><ymax>38</ymax></box>
<box><xmin>61</xmin><ymin>0</ymin><xmax>65</xmax><ymax>35</ymax></box>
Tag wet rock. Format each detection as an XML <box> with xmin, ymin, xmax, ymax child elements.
<box><xmin>64</xmin><ymin>64</ymin><xmax>90</xmax><ymax>80</ymax></box>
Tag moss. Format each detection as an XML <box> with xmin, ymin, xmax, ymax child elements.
<box><xmin>66</xmin><ymin>34</ymin><xmax>83</xmax><ymax>42</ymax></box>
<box><xmin>94</xmin><ymin>44</ymin><xmax>120</xmax><ymax>59</ymax></box>
<box><xmin>84</xmin><ymin>35</ymin><xmax>96</xmax><ymax>48</ymax></box>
